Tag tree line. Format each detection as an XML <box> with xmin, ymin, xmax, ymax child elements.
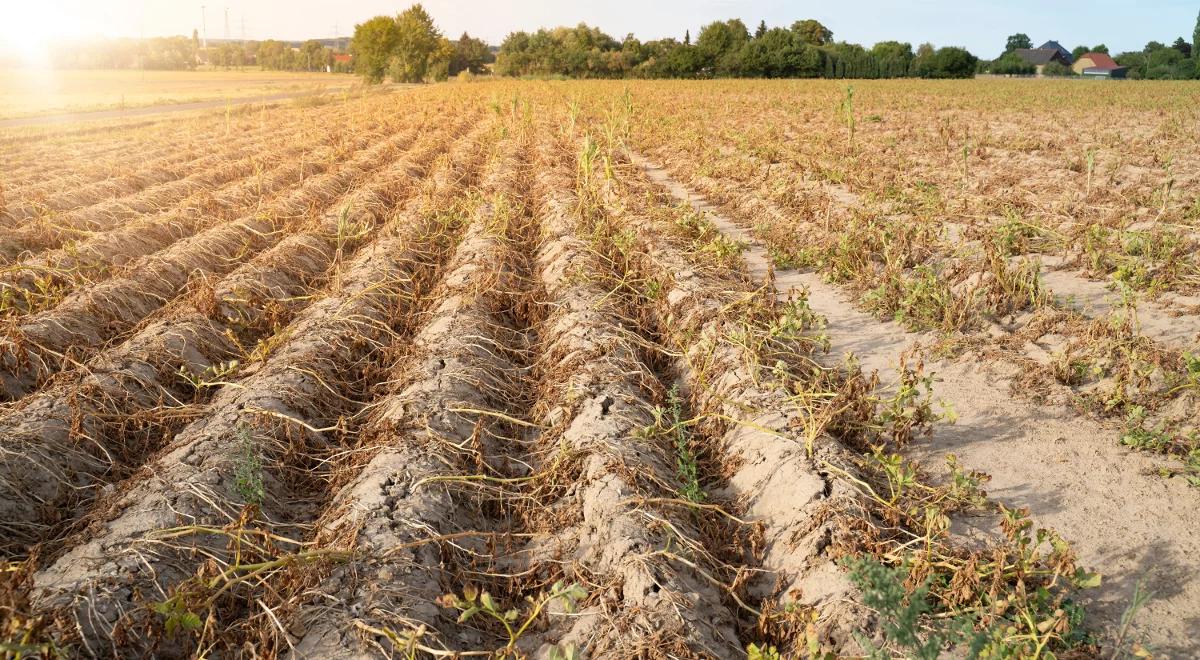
<box><xmin>350</xmin><ymin>7</ymin><xmax>977</xmax><ymax>82</ymax></box>
<box><xmin>47</xmin><ymin>33</ymin><xmax>350</xmax><ymax>72</ymax></box>
<box><xmin>45</xmin><ymin>3</ymin><xmax>1199</xmax><ymax>82</ymax></box>
<box><xmin>350</xmin><ymin>5</ymin><xmax>493</xmax><ymax>83</ymax></box>
<box><xmin>493</xmin><ymin>20</ymin><xmax>976</xmax><ymax>79</ymax></box>
<box><xmin>202</xmin><ymin>39</ymin><xmax>348</xmax><ymax>72</ymax></box>
<box><xmin>1114</xmin><ymin>30</ymin><xmax>1198</xmax><ymax>80</ymax></box>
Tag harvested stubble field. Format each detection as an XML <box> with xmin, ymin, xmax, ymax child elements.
<box><xmin>0</xmin><ymin>78</ymin><xmax>1197</xmax><ymax>659</ymax></box>
<box><xmin>0</xmin><ymin>70</ymin><xmax>354</xmax><ymax>121</ymax></box>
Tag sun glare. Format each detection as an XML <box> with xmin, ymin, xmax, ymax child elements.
<box><xmin>0</xmin><ymin>4</ymin><xmax>89</xmax><ymax>68</ymax></box>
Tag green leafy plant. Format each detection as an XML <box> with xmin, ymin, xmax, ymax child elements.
<box><xmin>767</xmin><ymin>296</ymin><xmax>829</xmax><ymax>353</ymax></box>
<box><xmin>178</xmin><ymin>360</ymin><xmax>240</xmax><ymax>392</ymax></box>
<box><xmin>698</xmin><ymin>233</ymin><xmax>747</xmax><ymax>267</ymax></box>
<box><xmin>1109</xmin><ymin>579</ymin><xmax>1154</xmax><ymax>659</ymax></box>
<box><xmin>1169</xmin><ymin>352</ymin><xmax>1200</xmax><ymax>394</ymax></box>
<box><xmin>847</xmin><ymin>556</ymin><xmax>983</xmax><ymax>659</ymax></box>
<box><xmin>747</xmin><ymin>642</ymin><xmax>783</xmax><ymax>659</ymax></box>
<box><xmin>151</xmin><ymin>595</ymin><xmax>204</xmax><ymax>638</ymax></box>
<box><xmin>233</xmin><ymin>426</ymin><xmax>264</xmax><ymax>505</ymax></box>
<box><xmin>1121</xmin><ymin>407</ymin><xmax>1200</xmax><ymax>487</ymax></box>
<box><xmin>863</xmin><ymin>265</ymin><xmax>968</xmax><ymax>332</ymax></box>
<box><xmin>1119</xmin><ymin>407</ymin><xmax>1187</xmax><ymax>455</ymax></box>
<box><xmin>642</xmin><ymin>385</ymin><xmax>705</xmax><ymax>503</ymax></box>
<box><xmin>846</xmin><ymin>549</ymin><xmax>1092</xmax><ymax>659</ymax></box>
<box><xmin>839</xmin><ymin>85</ymin><xmax>857</xmax><ymax>150</ymax></box>
<box><xmin>876</xmin><ymin>366</ymin><xmax>942</xmax><ymax>446</ymax></box>
<box><xmin>437</xmin><ymin>581</ymin><xmax>587</xmax><ymax>656</ymax></box>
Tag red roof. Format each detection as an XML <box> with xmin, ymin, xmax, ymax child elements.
<box><xmin>1079</xmin><ymin>52</ymin><xmax>1120</xmax><ymax>70</ymax></box>
<box><xmin>333</xmin><ymin>53</ymin><xmax>352</xmax><ymax>63</ymax></box>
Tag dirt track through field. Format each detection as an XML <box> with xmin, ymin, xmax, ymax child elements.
<box><xmin>1035</xmin><ymin>258</ymin><xmax>1200</xmax><ymax>353</ymax></box>
<box><xmin>632</xmin><ymin>151</ymin><xmax>1200</xmax><ymax>655</ymax></box>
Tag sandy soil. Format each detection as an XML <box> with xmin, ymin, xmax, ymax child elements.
<box><xmin>633</xmin><ymin>152</ymin><xmax>1200</xmax><ymax>656</ymax></box>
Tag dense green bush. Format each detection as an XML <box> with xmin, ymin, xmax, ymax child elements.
<box><xmin>496</xmin><ymin>18</ymin><xmax>974</xmax><ymax>80</ymax></box>
<box><xmin>988</xmin><ymin>52</ymin><xmax>1036</xmax><ymax>75</ymax></box>
<box><xmin>1042</xmin><ymin>61</ymin><xmax>1076</xmax><ymax>76</ymax></box>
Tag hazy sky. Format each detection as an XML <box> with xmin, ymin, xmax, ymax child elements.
<box><xmin>7</xmin><ymin>0</ymin><xmax>1200</xmax><ymax>57</ymax></box>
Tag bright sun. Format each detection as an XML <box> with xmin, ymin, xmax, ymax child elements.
<box><xmin>0</xmin><ymin>3</ymin><xmax>89</xmax><ymax>67</ymax></box>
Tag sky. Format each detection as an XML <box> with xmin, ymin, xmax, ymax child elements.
<box><xmin>1</xmin><ymin>0</ymin><xmax>1197</xmax><ymax>60</ymax></box>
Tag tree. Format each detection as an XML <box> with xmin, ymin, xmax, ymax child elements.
<box><xmin>300</xmin><ymin>40</ymin><xmax>326</xmax><ymax>71</ymax></box>
<box><xmin>256</xmin><ymin>39</ymin><xmax>285</xmax><ymax>70</ymax></box>
<box><xmin>1091</xmin><ymin>43</ymin><xmax>1109</xmax><ymax>54</ymax></box>
<box><xmin>666</xmin><ymin>42</ymin><xmax>702</xmax><ymax>76</ymax></box>
<box><xmin>870</xmin><ymin>41</ymin><xmax>914</xmax><ymax>78</ymax></box>
<box><xmin>911</xmin><ymin>42</ymin><xmax>935</xmax><ymax>76</ymax></box>
<box><xmin>921</xmin><ymin>46</ymin><xmax>977</xmax><ymax>78</ymax></box>
<box><xmin>390</xmin><ymin>4</ymin><xmax>443</xmax><ymax>82</ymax></box>
<box><xmin>1071</xmin><ymin>45</ymin><xmax>1089</xmax><ymax>60</ymax></box>
<box><xmin>450</xmin><ymin>32</ymin><xmax>491</xmax><ymax>74</ymax></box>
<box><xmin>1115</xmin><ymin>51</ymin><xmax>1147</xmax><ymax>78</ymax></box>
<box><xmin>425</xmin><ymin>37</ymin><xmax>456</xmax><ymax>81</ymax></box>
<box><xmin>734</xmin><ymin>27</ymin><xmax>821</xmax><ymax>77</ymax></box>
<box><xmin>990</xmin><ymin>52</ymin><xmax>1035</xmax><ymax>75</ymax></box>
<box><xmin>755</xmin><ymin>21</ymin><xmax>767</xmax><ymax>39</ymax></box>
<box><xmin>133</xmin><ymin>36</ymin><xmax>196</xmax><ymax>70</ymax></box>
<box><xmin>792</xmin><ymin>19</ymin><xmax>832</xmax><ymax>46</ymax></box>
<box><xmin>1146</xmin><ymin>45</ymin><xmax>1186</xmax><ymax>78</ymax></box>
<box><xmin>351</xmin><ymin>16</ymin><xmax>401</xmax><ymax>82</ymax></box>
<box><xmin>1041</xmin><ymin>61</ymin><xmax>1075</xmax><ymax>77</ymax></box>
<box><xmin>214</xmin><ymin>42</ymin><xmax>242</xmax><ymax>69</ymax></box>
<box><xmin>1143</xmin><ymin>40</ymin><xmax>1166</xmax><ymax>54</ymax></box>
<box><xmin>1004</xmin><ymin>33</ymin><xmax>1032</xmax><ymax>53</ymax></box>
<box><xmin>495</xmin><ymin>23</ymin><xmax>627</xmax><ymax>78</ymax></box>
<box><xmin>1194</xmin><ymin>10</ymin><xmax>1200</xmax><ymax>75</ymax></box>
<box><xmin>1172</xmin><ymin>37</ymin><xmax>1192</xmax><ymax>58</ymax></box>
<box><xmin>278</xmin><ymin>48</ymin><xmax>297</xmax><ymax>70</ymax></box>
<box><xmin>696</xmin><ymin>19</ymin><xmax>750</xmax><ymax>73</ymax></box>
<box><xmin>871</xmin><ymin>41</ymin><xmax>913</xmax><ymax>60</ymax></box>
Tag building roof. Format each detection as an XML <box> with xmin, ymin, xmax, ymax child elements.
<box><xmin>1038</xmin><ymin>40</ymin><xmax>1073</xmax><ymax>63</ymax></box>
<box><xmin>333</xmin><ymin>53</ymin><xmax>352</xmax><ymax>63</ymax></box>
<box><xmin>1078</xmin><ymin>52</ymin><xmax>1120</xmax><ymax>70</ymax></box>
<box><xmin>1014</xmin><ymin>48</ymin><xmax>1065</xmax><ymax>65</ymax></box>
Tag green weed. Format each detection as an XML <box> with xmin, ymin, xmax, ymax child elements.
<box><xmin>643</xmin><ymin>384</ymin><xmax>705</xmax><ymax>503</ymax></box>
<box><xmin>233</xmin><ymin>426</ymin><xmax>264</xmax><ymax>505</ymax></box>
<box><xmin>437</xmin><ymin>581</ymin><xmax>587</xmax><ymax>657</ymax></box>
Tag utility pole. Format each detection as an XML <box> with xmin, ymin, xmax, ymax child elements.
<box><xmin>224</xmin><ymin>7</ymin><xmax>230</xmax><ymax>41</ymax></box>
<box><xmin>201</xmin><ymin>5</ymin><xmax>208</xmax><ymax>49</ymax></box>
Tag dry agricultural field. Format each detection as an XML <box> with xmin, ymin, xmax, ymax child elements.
<box><xmin>0</xmin><ymin>69</ymin><xmax>354</xmax><ymax>121</ymax></box>
<box><xmin>0</xmin><ymin>79</ymin><xmax>1198</xmax><ymax>658</ymax></box>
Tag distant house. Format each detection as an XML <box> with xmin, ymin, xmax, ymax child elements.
<box><xmin>328</xmin><ymin>52</ymin><xmax>352</xmax><ymax>73</ymax></box>
<box><xmin>1072</xmin><ymin>52</ymin><xmax>1127</xmax><ymax>78</ymax></box>
<box><xmin>1014</xmin><ymin>46</ymin><xmax>1071</xmax><ymax>76</ymax></box>
<box><xmin>1037</xmin><ymin>41</ymin><xmax>1074</xmax><ymax>64</ymax></box>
